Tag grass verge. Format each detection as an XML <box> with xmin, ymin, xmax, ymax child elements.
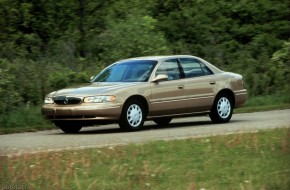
<box><xmin>235</xmin><ymin>94</ymin><xmax>290</xmax><ymax>113</ymax></box>
<box><xmin>0</xmin><ymin>106</ymin><xmax>54</xmax><ymax>135</ymax></box>
<box><xmin>0</xmin><ymin>128</ymin><xmax>289</xmax><ymax>190</ymax></box>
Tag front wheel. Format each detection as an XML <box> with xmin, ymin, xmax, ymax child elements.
<box><xmin>54</xmin><ymin>121</ymin><xmax>82</xmax><ymax>133</ymax></box>
<box><xmin>118</xmin><ymin>100</ymin><xmax>145</xmax><ymax>131</ymax></box>
<box><xmin>209</xmin><ymin>94</ymin><xmax>233</xmax><ymax>123</ymax></box>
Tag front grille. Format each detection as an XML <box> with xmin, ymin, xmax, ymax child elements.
<box><xmin>53</xmin><ymin>96</ymin><xmax>82</xmax><ymax>105</ymax></box>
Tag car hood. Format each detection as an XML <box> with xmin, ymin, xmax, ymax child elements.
<box><xmin>50</xmin><ymin>82</ymin><xmax>141</xmax><ymax>97</ymax></box>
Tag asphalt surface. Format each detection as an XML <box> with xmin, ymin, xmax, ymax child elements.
<box><xmin>0</xmin><ymin>109</ymin><xmax>289</xmax><ymax>156</ymax></box>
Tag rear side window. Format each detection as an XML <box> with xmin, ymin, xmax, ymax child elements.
<box><xmin>200</xmin><ymin>62</ymin><xmax>213</xmax><ymax>75</ymax></box>
<box><xmin>179</xmin><ymin>58</ymin><xmax>213</xmax><ymax>78</ymax></box>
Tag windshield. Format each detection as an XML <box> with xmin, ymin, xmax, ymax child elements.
<box><xmin>92</xmin><ymin>60</ymin><xmax>157</xmax><ymax>82</ymax></box>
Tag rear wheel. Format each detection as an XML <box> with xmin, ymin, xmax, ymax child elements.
<box><xmin>209</xmin><ymin>93</ymin><xmax>233</xmax><ymax>123</ymax></box>
<box><xmin>153</xmin><ymin>117</ymin><xmax>172</xmax><ymax>126</ymax></box>
<box><xmin>119</xmin><ymin>100</ymin><xmax>145</xmax><ymax>131</ymax></box>
<box><xmin>54</xmin><ymin>121</ymin><xmax>82</xmax><ymax>133</ymax></box>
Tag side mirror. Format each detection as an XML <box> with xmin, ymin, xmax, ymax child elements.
<box><xmin>89</xmin><ymin>76</ymin><xmax>94</xmax><ymax>82</ymax></box>
<box><xmin>151</xmin><ymin>74</ymin><xmax>168</xmax><ymax>82</ymax></box>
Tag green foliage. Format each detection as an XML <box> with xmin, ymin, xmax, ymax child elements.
<box><xmin>100</xmin><ymin>14</ymin><xmax>171</xmax><ymax>62</ymax></box>
<box><xmin>0</xmin><ymin>0</ymin><xmax>290</xmax><ymax>117</ymax></box>
<box><xmin>0</xmin><ymin>106</ymin><xmax>53</xmax><ymax>134</ymax></box>
<box><xmin>235</xmin><ymin>94</ymin><xmax>290</xmax><ymax>113</ymax></box>
<box><xmin>0</xmin><ymin>58</ymin><xmax>95</xmax><ymax>114</ymax></box>
<box><xmin>47</xmin><ymin>70</ymin><xmax>89</xmax><ymax>90</ymax></box>
<box><xmin>0</xmin><ymin>106</ymin><xmax>42</xmax><ymax>128</ymax></box>
<box><xmin>269</xmin><ymin>41</ymin><xmax>290</xmax><ymax>93</ymax></box>
<box><xmin>0</xmin><ymin>59</ymin><xmax>23</xmax><ymax>114</ymax></box>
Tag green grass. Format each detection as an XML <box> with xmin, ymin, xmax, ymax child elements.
<box><xmin>235</xmin><ymin>93</ymin><xmax>290</xmax><ymax>113</ymax></box>
<box><xmin>1</xmin><ymin>128</ymin><xmax>289</xmax><ymax>190</ymax></box>
<box><xmin>0</xmin><ymin>106</ymin><xmax>54</xmax><ymax>134</ymax></box>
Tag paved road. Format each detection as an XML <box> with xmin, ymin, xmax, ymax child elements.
<box><xmin>0</xmin><ymin>109</ymin><xmax>289</xmax><ymax>156</ymax></box>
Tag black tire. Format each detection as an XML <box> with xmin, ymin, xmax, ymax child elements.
<box><xmin>153</xmin><ymin>117</ymin><xmax>172</xmax><ymax>126</ymax></box>
<box><xmin>54</xmin><ymin>121</ymin><xmax>82</xmax><ymax>133</ymax></box>
<box><xmin>118</xmin><ymin>99</ymin><xmax>145</xmax><ymax>131</ymax></box>
<box><xmin>209</xmin><ymin>93</ymin><xmax>233</xmax><ymax>123</ymax></box>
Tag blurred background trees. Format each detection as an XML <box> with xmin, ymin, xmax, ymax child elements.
<box><xmin>0</xmin><ymin>0</ymin><xmax>289</xmax><ymax>114</ymax></box>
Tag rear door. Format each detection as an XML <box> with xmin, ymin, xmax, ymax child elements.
<box><xmin>150</xmin><ymin>59</ymin><xmax>187</xmax><ymax>116</ymax></box>
<box><xmin>179</xmin><ymin>58</ymin><xmax>216</xmax><ymax>113</ymax></box>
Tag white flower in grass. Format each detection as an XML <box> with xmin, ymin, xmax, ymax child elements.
<box><xmin>145</xmin><ymin>183</ymin><xmax>151</xmax><ymax>187</ymax></box>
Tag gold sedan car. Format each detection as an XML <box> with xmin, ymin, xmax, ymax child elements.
<box><xmin>42</xmin><ymin>55</ymin><xmax>247</xmax><ymax>133</ymax></box>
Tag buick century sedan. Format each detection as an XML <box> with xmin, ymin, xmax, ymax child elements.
<box><xmin>42</xmin><ymin>55</ymin><xmax>247</xmax><ymax>133</ymax></box>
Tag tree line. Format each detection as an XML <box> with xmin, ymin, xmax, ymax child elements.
<box><xmin>0</xmin><ymin>0</ymin><xmax>290</xmax><ymax>114</ymax></box>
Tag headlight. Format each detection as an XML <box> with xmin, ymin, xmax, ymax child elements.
<box><xmin>44</xmin><ymin>97</ymin><xmax>54</xmax><ymax>104</ymax></box>
<box><xmin>83</xmin><ymin>96</ymin><xmax>116</xmax><ymax>103</ymax></box>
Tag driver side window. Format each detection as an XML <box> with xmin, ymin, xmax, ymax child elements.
<box><xmin>156</xmin><ymin>59</ymin><xmax>181</xmax><ymax>80</ymax></box>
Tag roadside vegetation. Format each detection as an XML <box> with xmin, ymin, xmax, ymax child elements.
<box><xmin>0</xmin><ymin>106</ymin><xmax>53</xmax><ymax>134</ymax></box>
<box><xmin>1</xmin><ymin>128</ymin><xmax>289</xmax><ymax>189</ymax></box>
<box><xmin>234</xmin><ymin>94</ymin><xmax>290</xmax><ymax>113</ymax></box>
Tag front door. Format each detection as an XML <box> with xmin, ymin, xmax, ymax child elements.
<box><xmin>150</xmin><ymin>59</ymin><xmax>187</xmax><ymax>116</ymax></box>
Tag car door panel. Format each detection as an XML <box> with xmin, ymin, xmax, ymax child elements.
<box><xmin>150</xmin><ymin>79</ymin><xmax>187</xmax><ymax>116</ymax></box>
<box><xmin>185</xmin><ymin>76</ymin><xmax>215</xmax><ymax>113</ymax></box>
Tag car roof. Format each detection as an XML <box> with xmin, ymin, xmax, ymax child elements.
<box><xmin>122</xmin><ymin>55</ymin><xmax>199</xmax><ymax>61</ymax></box>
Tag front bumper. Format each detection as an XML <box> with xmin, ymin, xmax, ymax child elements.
<box><xmin>41</xmin><ymin>103</ymin><xmax>123</xmax><ymax>121</ymax></box>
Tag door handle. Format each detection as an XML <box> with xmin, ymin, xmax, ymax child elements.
<box><xmin>178</xmin><ymin>85</ymin><xmax>184</xmax><ymax>89</ymax></box>
<box><xmin>209</xmin><ymin>81</ymin><xmax>216</xmax><ymax>85</ymax></box>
